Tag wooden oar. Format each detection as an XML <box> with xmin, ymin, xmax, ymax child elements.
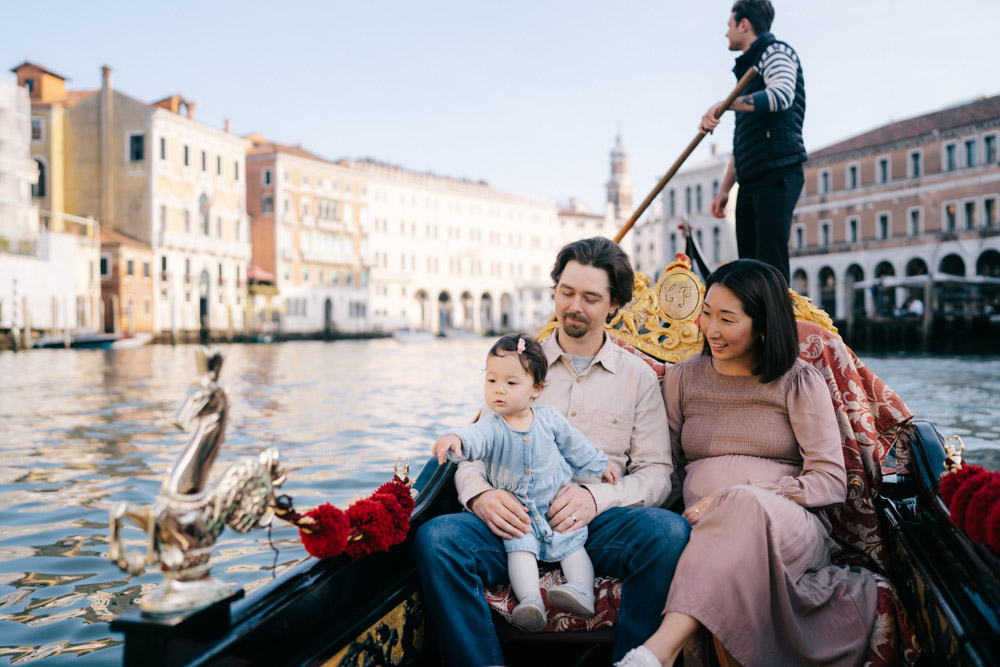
<box><xmin>611</xmin><ymin>66</ymin><xmax>758</xmax><ymax>245</ymax></box>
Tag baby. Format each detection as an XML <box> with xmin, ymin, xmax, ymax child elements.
<box><xmin>432</xmin><ymin>333</ymin><xmax>616</xmax><ymax>631</ymax></box>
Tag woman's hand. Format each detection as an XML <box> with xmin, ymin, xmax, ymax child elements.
<box><xmin>601</xmin><ymin>465</ymin><xmax>618</xmax><ymax>485</ymax></box>
<box><xmin>682</xmin><ymin>496</ymin><xmax>716</xmax><ymax>526</ymax></box>
<box><xmin>432</xmin><ymin>434</ymin><xmax>462</xmax><ymax>464</ymax></box>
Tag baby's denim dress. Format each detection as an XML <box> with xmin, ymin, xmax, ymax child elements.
<box><xmin>445</xmin><ymin>405</ymin><xmax>609</xmax><ymax>562</ymax></box>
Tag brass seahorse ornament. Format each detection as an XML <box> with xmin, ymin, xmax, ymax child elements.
<box><xmin>108</xmin><ymin>347</ymin><xmax>286</xmax><ymax>615</ymax></box>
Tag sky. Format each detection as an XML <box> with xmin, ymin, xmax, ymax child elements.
<box><xmin>3</xmin><ymin>1</ymin><xmax>997</xmax><ymax>213</ymax></box>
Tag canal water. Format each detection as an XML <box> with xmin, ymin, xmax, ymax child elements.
<box><xmin>0</xmin><ymin>340</ymin><xmax>997</xmax><ymax>664</ymax></box>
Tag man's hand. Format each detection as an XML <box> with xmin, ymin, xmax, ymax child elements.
<box><xmin>547</xmin><ymin>483</ymin><xmax>597</xmax><ymax>533</ymax></box>
<box><xmin>432</xmin><ymin>434</ymin><xmax>463</xmax><ymax>464</ymax></box>
<box><xmin>469</xmin><ymin>489</ymin><xmax>531</xmax><ymax>540</ymax></box>
<box><xmin>699</xmin><ymin>101</ymin><xmax>725</xmax><ymax>134</ymax></box>
<box><xmin>682</xmin><ymin>496</ymin><xmax>716</xmax><ymax>526</ymax></box>
<box><xmin>710</xmin><ymin>191</ymin><xmax>728</xmax><ymax>218</ymax></box>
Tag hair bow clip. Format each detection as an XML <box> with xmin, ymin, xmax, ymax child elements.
<box><xmin>516</xmin><ymin>338</ymin><xmax>526</xmax><ymax>355</ymax></box>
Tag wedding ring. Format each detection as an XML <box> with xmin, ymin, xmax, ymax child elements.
<box><xmin>694</xmin><ymin>509</ymin><xmax>701</xmax><ymax>514</ymax></box>
<box><xmin>571</xmin><ymin>515</ymin><xmax>578</xmax><ymax>523</ymax></box>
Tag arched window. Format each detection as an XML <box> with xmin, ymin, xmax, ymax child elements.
<box><xmin>977</xmin><ymin>250</ymin><xmax>1000</xmax><ymax>278</ymax></box>
<box><xmin>905</xmin><ymin>258</ymin><xmax>928</xmax><ymax>276</ymax></box>
<box><xmin>818</xmin><ymin>266</ymin><xmax>837</xmax><ymax>315</ymax></box>
<box><xmin>845</xmin><ymin>264</ymin><xmax>865</xmax><ymax>318</ymax></box>
<box><xmin>791</xmin><ymin>269</ymin><xmax>809</xmax><ymax>295</ymax></box>
<box><xmin>31</xmin><ymin>159</ymin><xmax>46</xmax><ymax>198</ymax></box>
<box><xmin>939</xmin><ymin>254</ymin><xmax>965</xmax><ymax>276</ymax></box>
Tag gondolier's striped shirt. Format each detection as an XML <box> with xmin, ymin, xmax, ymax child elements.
<box><xmin>749</xmin><ymin>42</ymin><xmax>800</xmax><ymax>113</ymax></box>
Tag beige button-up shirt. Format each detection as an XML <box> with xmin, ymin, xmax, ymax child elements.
<box><xmin>455</xmin><ymin>330</ymin><xmax>673</xmax><ymax>514</ymax></box>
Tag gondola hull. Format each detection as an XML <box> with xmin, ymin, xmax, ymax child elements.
<box><xmin>111</xmin><ymin>420</ymin><xmax>1000</xmax><ymax>666</ymax></box>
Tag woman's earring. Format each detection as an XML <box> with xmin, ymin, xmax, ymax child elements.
<box><xmin>760</xmin><ymin>334</ymin><xmax>765</xmax><ymax>343</ymax></box>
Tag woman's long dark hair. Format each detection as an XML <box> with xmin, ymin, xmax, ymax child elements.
<box><xmin>701</xmin><ymin>259</ymin><xmax>799</xmax><ymax>383</ymax></box>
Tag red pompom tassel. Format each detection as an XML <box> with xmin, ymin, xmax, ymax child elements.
<box><xmin>948</xmin><ymin>469</ymin><xmax>992</xmax><ymax>531</ymax></box>
<box><xmin>344</xmin><ymin>499</ymin><xmax>393</xmax><ymax>560</ymax></box>
<box><xmin>940</xmin><ymin>464</ymin><xmax>984</xmax><ymax>504</ymax></box>
<box><xmin>965</xmin><ymin>477</ymin><xmax>1000</xmax><ymax>544</ymax></box>
<box><xmin>986</xmin><ymin>499</ymin><xmax>1000</xmax><ymax>554</ymax></box>
<box><xmin>283</xmin><ymin>476</ymin><xmax>414</xmax><ymax>561</ymax></box>
<box><xmin>299</xmin><ymin>503</ymin><xmax>350</xmax><ymax>559</ymax></box>
<box><xmin>375</xmin><ymin>479</ymin><xmax>416</xmax><ymax>516</ymax></box>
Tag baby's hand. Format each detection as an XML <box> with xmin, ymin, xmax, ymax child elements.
<box><xmin>601</xmin><ymin>465</ymin><xmax>618</xmax><ymax>485</ymax></box>
<box><xmin>432</xmin><ymin>434</ymin><xmax>463</xmax><ymax>464</ymax></box>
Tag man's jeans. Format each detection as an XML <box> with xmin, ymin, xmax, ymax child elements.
<box><xmin>413</xmin><ymin>507</ymin><xmax>690</xmax><ymax>666</ymax></box>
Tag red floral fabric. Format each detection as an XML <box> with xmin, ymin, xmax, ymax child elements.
<box><xmin>485</xmin><ymin>570</ymin><xmax>620</xmax><ymax>632</ymax></box>
<box><xmin>796</xmin><ymin>321</ymin><xmax>921</xmax><ymax>666</ymax></box>
<box><xmin>485</xmin><ymin>325</ymin><xmax>922</xmax><ymax>663</ymax></box>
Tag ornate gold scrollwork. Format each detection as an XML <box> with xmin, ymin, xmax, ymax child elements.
<box><xmin>943</xmin><ymin>436</ymin><xmax>965</xmax><ymax>474</ymax></box>
<box><xmin>790</xmin><ymin>290</ymin><xmax>840</xmax><ymax>338</ymax></box>
<box><xmin>606</xmin><ymin>255</ymin><xmax>705</xmax><ymax>363</ymax></box>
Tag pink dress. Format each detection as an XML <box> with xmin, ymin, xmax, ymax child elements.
<box><xmin>663</xmin><ymin>355</ymin><xmax>878</xmax><ymax>667</ymax></box>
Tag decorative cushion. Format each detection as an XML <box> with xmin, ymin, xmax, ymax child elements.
<box><xmin>485</xmin><ymin>570</ymin><xmax>620</xmax><ymax>632</ymax></box>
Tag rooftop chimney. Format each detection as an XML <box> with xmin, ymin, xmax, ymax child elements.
<box><xmin>101</xmin><ymin>65</ymin><xmax>112</xmax><ymax>91</ymax></box>
<box><xmin>224</xmin><ymin>118</ymin><xmax>230</xmax><ymax>133</ymax></box>
<box><xmin>187</xmin><ymin>101</ymin><xmax>196</xmax><ymax>121</ymax></box>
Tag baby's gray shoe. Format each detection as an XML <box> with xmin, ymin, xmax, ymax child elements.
<box><xmin>547</xmin><ymin>582</ymin><xmax>595</xmax><ymax>618</ymax></box>
<box><xmin>510</xmin><ymin>596</ymin><xmax>547</xmax><ymax>632</ymax></box>
<box><xmin>614</xmin><ymin>645</ymin><xmax>662</xmax><ymax>667</ymax></box>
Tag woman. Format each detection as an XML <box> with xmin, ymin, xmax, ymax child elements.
<box><xmin>618</xmin><ymin>259</ymin><xmax>878</xmax><ymax>667</ymax></box>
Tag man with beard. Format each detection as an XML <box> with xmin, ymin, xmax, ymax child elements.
<box><xmin>414</xmin><ymin>237</ymin><xmax>690</xmax><ymax>666</ymax></box>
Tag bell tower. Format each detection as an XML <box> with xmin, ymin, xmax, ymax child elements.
<box><xmin>606</xmin><ymin>132</ymin><xmax>634</xmax><ymax>219</ymax></box>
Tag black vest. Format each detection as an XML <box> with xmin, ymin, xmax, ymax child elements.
<box><xmin>732</xmin><ymin>33</ymin><xmax>806</xmax><ymax>184</ymax></box>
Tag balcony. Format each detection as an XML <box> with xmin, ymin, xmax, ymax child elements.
<box><xmin>316</xmin><ymin>217</ymin><xmax>347</xmax><ymax>233</ymax></box>
<box><xmin>301</xmin><ymin>248</ymin><xmax>357</xmax><ymax>265</ymax></box>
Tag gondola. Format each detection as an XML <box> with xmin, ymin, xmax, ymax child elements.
<box><xmin>107</xmin><ymin>73</ymin><xmax>1000</xmax><ymax>665</ymax></box>
<box><xmin>106</xmin><ymin>236</ymin><xmax>1000</xmax><ymax>666</ymax></box>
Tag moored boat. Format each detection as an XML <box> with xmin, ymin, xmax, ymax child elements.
<box><xmin>32</xmin><ymin>330</ymin><xmax>123</xmax><ymax>349</ymax></box>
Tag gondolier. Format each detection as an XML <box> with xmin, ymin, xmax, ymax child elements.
<box><xmin>700</xmin><ymin>0</ymin><xmax>805</xmax><ymax>283</ymax></box>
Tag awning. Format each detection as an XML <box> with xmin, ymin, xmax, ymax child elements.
<box><xmin>852</xmin><ymin>273</ymin><xmax>1000</xmax><ymax>289</ymax></box>
<box><xmin>247</xmin><ymin>265</ymin><xmax>276</xmax><ymax>283</ymax></box>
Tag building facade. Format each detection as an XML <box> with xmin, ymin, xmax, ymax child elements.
<box><xmin>632</xmin><ymin>148</ymin><xmax>738</xmax><ymax>279</ymax></box>
<box><xmin>13</xmin><ymin>63</ymin><xmax>252</xmax><ymax>336</ymax></box>
<box><xmin>9</xmin><ymin>63</ymin><xmax>102</xmax><ymax>331</ymax></box>
<box><xmin>791</xmin><ymin>95</ymin><xmax>1000</xmax><ymax>319</ymax></box>
<box><xmin>1</xmin><ymin>73</ymin><xmax>102</xmax><ymax>338</ymax></box>
<box><xmin>245</xmin><ymin>136</ymin><xmax>371</xmax><ymax>334</ymax></box>
<box><xmin>351</xmin><ymin>159</ymin><xmax>562</xmax><ymax>334</ymax></box>
<box><xmin>99</xmin><ymin>227</ymin><xmax>154</xmax><ymax>334</ymax></box>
